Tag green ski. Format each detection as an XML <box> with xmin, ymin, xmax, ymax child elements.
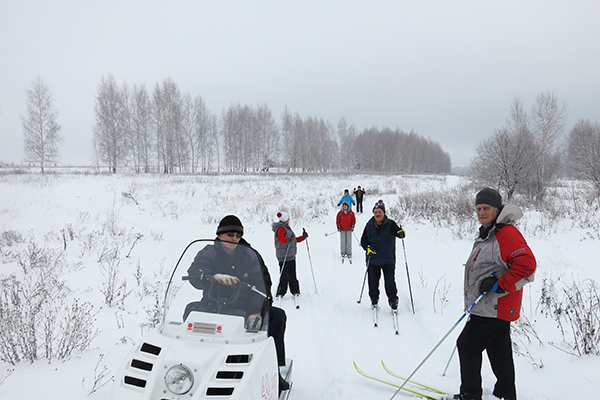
<box><xmin>381</xmin><ymin>360</ymin><xmax>449</xmax><ymax>396</ymax></box>
<box><xmin>353</xmin><ymin>361</ymin><xmax>445</xmax><ymax>400</ymax></box>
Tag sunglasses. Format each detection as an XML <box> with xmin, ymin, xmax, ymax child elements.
<box><xmin>225</xmin><ymin>232</ymin><xmax>242</xmax><ymax>239</ymax></box>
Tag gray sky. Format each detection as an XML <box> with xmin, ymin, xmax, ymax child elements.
<box><xmin>1</xmin><ymin>1</ymin><xmax>599</xmax><ymax>168</ymax></box>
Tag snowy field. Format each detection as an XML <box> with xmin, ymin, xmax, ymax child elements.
<box><xmin>0</xmin><ymin>172</ymin><xmax>598</xmax><ymax>399</ymax></box>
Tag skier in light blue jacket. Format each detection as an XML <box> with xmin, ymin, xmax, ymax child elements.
<box><xmin>337</xmin><ymin>189</ymin><xmax>356</xmax><ymax>210</ymax></box>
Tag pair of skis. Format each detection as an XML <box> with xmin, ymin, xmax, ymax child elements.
<box><xmin>372</xmin><ymin>305</ymin><xmax>400</xmax><ymax>335</ymax></box>
<box><xmin>342</xmin><ymin>254</ymin><xmax>352</xmax><ymax>264</ymax></box>
<box><xmin>276</xmin><ymin>294</ymin><xmax>300</xmax><ymax>309</ymax></box>
<box><xmin>354</xmin><ymin>360</ymin><xmax>450</xmax><ymax>400</ymax></box>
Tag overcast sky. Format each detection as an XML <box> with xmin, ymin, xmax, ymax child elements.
<box><xmin>1</xmin><ymin>1</ymin><xmax>599</xmax><ymax>168</ymax></box>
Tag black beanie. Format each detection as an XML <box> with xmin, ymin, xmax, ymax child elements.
<box><xmin>216</xmin><ymin>215</ymin><xmax>244</xmax><ymax>235</ymax></box>
<box><xmin>475</xmin><ymin>188</ymin><xmax>503</xmax><ymax>209</ymax></box>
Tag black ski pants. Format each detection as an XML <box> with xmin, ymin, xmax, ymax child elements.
<box><xmin>457</xmin><ymin>315</ymin><xmax>516</xmax><ymax>400</ymax></box>
<box><xmin>276</xmin><ymin>259</ymin><xmax>300</xmax><ymax>296</ymax></box>
<box><xmin>367</xmin><ymin>263</ymin><xmax>398</xmax><ymax>305</ymax></box>
<box><xmin>268</xmin><ymin>306</ymin><xmax>287</xmax><ymax>366</ymax></box>
<box><xmin>356</xmin><ymin>200</ymin><xmax>363</xmax><ymax>213</ymax></box>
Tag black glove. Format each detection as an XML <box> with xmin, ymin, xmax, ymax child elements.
<box><xmin>351</xmin><ymin>225</ymin><xmax>354</xmax><ymax>232</ymax></box>
<box><xmin>302</xmin><ymin>228</ymin><xmax>309</xmax><ymax>239</ymax></box>
<box><xmin>337</xmin><ymin>226</ymin><xmax>341</xmax><ymax>232</ymax></box>
<box><xmin>479</xmin><ymin>276</ymin><xmax>505</xmax><ymax>294</ymax></box>
<box><xmin>397</xmin><ymin>229</ymin><xmax>406</xmax><ymax>239</ymax></box>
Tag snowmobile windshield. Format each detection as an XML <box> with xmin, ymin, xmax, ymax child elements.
<box><xmin>163</xmin><ymin>239</ymin><xmax>270</xmax><ymax>333</ymax></box>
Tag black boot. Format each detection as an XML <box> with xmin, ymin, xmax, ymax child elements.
<box><xmin>279</xmin><ymin>373</ymin><xmax>290</xmax><ymax>393</ymax></box>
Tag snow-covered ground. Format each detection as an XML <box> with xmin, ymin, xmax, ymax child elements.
<box><xmin>0</xmin><ymin>173</ymin><xmax>598</xmax><ymax>399</ymax></box>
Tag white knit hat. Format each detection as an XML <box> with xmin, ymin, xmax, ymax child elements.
<box><xmin>277</xmin><ymin>211</ymin><xmax>289</xmax><ymax>222</ymax></box>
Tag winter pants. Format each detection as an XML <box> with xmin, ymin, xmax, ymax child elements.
<box><xmin>340</xmin><ymin>230</ymin><xmax>352</xmax><ymax>256</ymax></box>
<box><xmin>276</xmin><ymin>259</ymin><xmax>300</xmax><ymax>296</ymax></box>
<box><xmin>268</xmin><ymin>306</ymin><xmax>287</xmax><ymax>366</ymax></box>
<box><xmin>457</xmin><ymin>315</ymin><xmax>516</xmax><ymax>400</ymax></box>
<box><xmin>367</xmin><ymin>263</ymin><xmax>398</xmax><ymax>305</ymax></box>
<box><xmin>356</xmin><ymin>200</ymin><xmax>363</xmax><ymax>213</ymax></box>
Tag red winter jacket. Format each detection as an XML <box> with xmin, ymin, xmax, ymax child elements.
<box><xmin>336</xmin><ymin>209</ymin><xmax>356</xmax><ymax>231</ymax></box>
<box><xmin>464</xmin><ymin>204</ymin><xmax>536</xmax><ymax>321</ymax></box>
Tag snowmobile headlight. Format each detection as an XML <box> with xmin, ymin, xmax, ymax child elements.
<box><xmin>165</xmin><ymin>364</ymin><xmax>194</xmax><ymax>395</ymax></box>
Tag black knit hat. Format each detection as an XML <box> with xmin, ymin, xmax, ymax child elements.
<box><xmin>216</xmin><ymin>215</ymin><xmax>244</xmax><ymax>235</ymax></box>
<box><xmin>475</xmin><ymin>188</ymin><xmax>503</xmax><ymax>209</ymax></box>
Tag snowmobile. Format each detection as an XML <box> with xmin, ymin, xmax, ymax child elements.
<box><xmin>111</xmin><ymin>239</ymin><xmax>292</xmax><ymax>400</ymax></box>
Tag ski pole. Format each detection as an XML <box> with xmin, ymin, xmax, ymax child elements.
<box><xmin>324</xmin><ymin>230</ymin><xmax>339</xmax><ymax>237</ymax></box>
<box><xmin>401</xmin><ymin>238</ymin><xmax>415</xmax><ymax>314</ymax></box>
<box><xmin>304</xmin><ymin>236</ymin><xmax>318</xmax><ymax>295</ymax></box>
<box><xmin>352</xmin><ymin>231</ymin><xmax>362</xmax><ymax>246</ymax></box>
<box><xmin>357</xmin><ymin>255</ymin><xmax>370</xmax><ymax>303</ymax></box>
<box><xmin>442</xmin><ymin>344</ymin><xmax>457</xmax><ymax>376</ymax></box>
<box><xmin>389</xmin><ymin>291</ymin><xmax>487</xmax><ymax>400</ymax></box>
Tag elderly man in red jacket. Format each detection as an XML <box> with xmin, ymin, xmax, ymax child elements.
<box><xmin>453</xmin><ymin>188</ymin><xmax>536</xmax><ymax>400</ymax></box>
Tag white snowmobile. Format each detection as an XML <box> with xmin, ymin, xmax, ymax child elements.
<box><xmin>112</xmin><ymin>239</ymin><xmax>292</xmax><ymax>400</ymax></box>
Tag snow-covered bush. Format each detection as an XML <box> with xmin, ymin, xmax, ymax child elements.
<box><xmin>0</xmin><ymin>241</ymin><xmax>98</xmax><ymax>364</ymax></box>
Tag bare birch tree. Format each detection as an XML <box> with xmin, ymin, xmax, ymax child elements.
<box><xmin>530</xmin><ymin>92</ymin><xmax>568</xmax><ymax>199</ymax></box>
<box><xmin>93</xmin><ymin>74</ymin><xmax>128</xmax><ymax>173</ymax></box>
<box><xmin>568</xmin><ymin>119</ymin><xmax>600</xmax><ymax>194</ymax></box>
<box><xmin>21</xmin><ymin>77</ymin><xmax>63</xmax><ymax>172</ymax></box>
<box><xmin>471</xmin><ymin>98</ymin><xmax>537</xmax><ymax>200</ymax></box>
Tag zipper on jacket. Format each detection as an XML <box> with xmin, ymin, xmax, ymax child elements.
<box><xmin>471</xmin><ymin>249</ymin><xmax>481</xmax><ymax>272</ymax></box>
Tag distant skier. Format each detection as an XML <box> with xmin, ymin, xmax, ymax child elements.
<box><xmin>360</xmin><ymin>199</ymin><xmax>406</xmax><ymax>310</ymax></box>
<box><xmin>353</xmin><ymin>186</ymin><xmax>365</xmax><ymax>213</ymax></box>
<box><xmin>337</xmin><ymin>189</ymin><xmax>355</xmax><ymax>210</ymax></box>
<box><xmin>272</xmin><ymin>211</ymin><xmax>308</xmax><ymax>300</ymax></box>
<box><xmin>451</xmin><ymin>188</ymin><xmax>536</xmax><ymax>400</ymax></box>
<box><xmin>336</xmin><ymin>201</ymin><xmax>356</xmax><ymax>262</ymax></box>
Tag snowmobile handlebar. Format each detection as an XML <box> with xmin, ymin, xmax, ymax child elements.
<box><xmin>182</xmin><ymin>274</ymin><xmax>267</xmax><ymax>299</ymax></box>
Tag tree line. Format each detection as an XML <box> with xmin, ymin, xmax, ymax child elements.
<box><xmin>20</xmin><ymin>75</ymin><xmax>451</xmax><ymax>174</ymax></box>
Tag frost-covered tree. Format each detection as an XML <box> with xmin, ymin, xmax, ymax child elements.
<box><xmin>568</xmin><ymin>119</ymin><xmax>600</xmax><ymax>194</ymax></box>
<box><xmin>93</xmin><ymin>74</ymin><xmax>129</xmax><ymax>173</ymax></box>
<box><xmin>21</xmin><ymin>77</ymin><xmax>63</xmax><ymax>172</ymax></box>
<box><xmin>471</xmin><ymin>98</ymin><xmax>537</xmax><ymax>200</ymax></box>
<box><xmin>529</xmin><ymin>92</ymin><xmax>568</xmax><ymax>199</ymax></box>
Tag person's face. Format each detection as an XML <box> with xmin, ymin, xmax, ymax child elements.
<box><xmin>476</xmin><ymin>204</ymin><xmax>500</xmax><ymax>226</ymax></box>
<box><xmin>373</xmin><ymin>208</ymin><xmax>385</xmax><ymax>224</ymax></box>
<box><xmin>218</xmin><ymin>232</ymin><xmax>242</xmax><ymax>253</ymax></box>
<box><xmin>343</xmin><ymin>204</ymin><xmax>349</xmax><ymax>211</ymax></box>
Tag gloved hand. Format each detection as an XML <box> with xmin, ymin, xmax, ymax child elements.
<box><xmin>367</xmin><ymin>245</ymin><xmax>377</xmax><ymax>255</ymax></box>
<box><xmin>246</xmin><ymin>314</ymin><xmax>262</xmax><ymax>330</ymax></box>
<box><xmin>479</xmin><ymin>276</ymin><xmax>505</xmax><ymax>294</ymax></box>
<box><xmin>351</xmin><ymin>225</ymin><xmax>355</xmax><ymax>232</ymax></box>
<box><xmin>302</xmin><ymin>228</ymin><xmax>309</xmax><ymax>239</ymax></box>
<box><xmin>397</xmin><ymin>228</ymin><xmax>406</xmax><ymax>239</ymax></box>
<box><xmin>214</xmin><ymin>273</ymin><xmax>240</xmax><ymax>286</ymax></box>
<box><xmin>337</xmin><ymin>226</ymin><xmax>341</xmax><ymax>232</ymax></box>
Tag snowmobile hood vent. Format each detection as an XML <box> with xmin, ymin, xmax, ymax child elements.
<box><xmin>225</xmin><ymin>354</ymin><xmax>253</xmax><ymax>364</ymax></box>
<box><xmin>216</xmin><ymin>371</ymin><xmax>244</xmax><ymax>379</ymax></box>
<box><xmin>140</xmin><ymin>342</ymin><xmax>161</xmax><ymax>356</ymax></box>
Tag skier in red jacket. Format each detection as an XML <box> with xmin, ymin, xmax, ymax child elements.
<box><xmin>452</xmin><ymin>188</ymin><xmax>536</xmax><ymax>400</ymax></box>
<box><xmin>336</xmin><ymin>201</ymin><xmax>356</xmax><ymax>263</ymax></box>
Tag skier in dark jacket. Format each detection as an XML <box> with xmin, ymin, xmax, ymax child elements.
<box><xmin>353</xmin><ymin>186</ymin><xmax>365</xmax><ymax>213</ymax></box>
<box><xmin>452</xmin><ymin>188</ymin><xmax>536</xmax><ymax>400</ymax></box>
<box><xmin>360</xmin><ymin>199</ymin><xmax>406</xmax><ymax>310</ymax></box>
